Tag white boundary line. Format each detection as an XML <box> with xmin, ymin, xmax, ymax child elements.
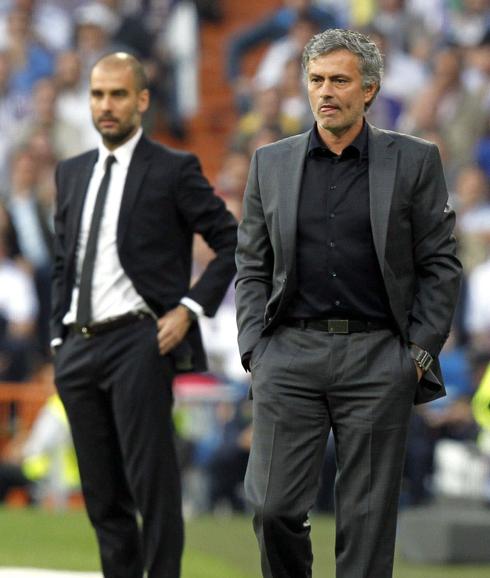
<box><xmin>0</xmin><ymin>570</ymin><xmax>102</xmax><ymax>577</ymax></box>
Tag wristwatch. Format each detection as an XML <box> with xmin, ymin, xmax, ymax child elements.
<box><xmin>409</xmin><ymin>343</ymin><xmax>433</xmax><ymax>372</ymax></box>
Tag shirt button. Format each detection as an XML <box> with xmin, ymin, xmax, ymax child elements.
<box><xmin>329</xmin><ymin>241</ymin><xmax>335</xmax><ymax>247</ymax></box>
<box><xmin>330</xmin><ymin>213</ymin><xmax>335</xmax><ymax>218</ymax></box>
<box><xmin>331</xmin><ymin>272</ymin><xmax>337</xmax><ymax>278</ymax></box>
<box><xmin>335</xmin><ymin>300</ymin><xmax>341</xmax><ymax>306</ymax></box>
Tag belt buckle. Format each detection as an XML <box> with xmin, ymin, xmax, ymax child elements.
<box><xmin>80</xmin><ymin>326</ymin><xmax>93</xmax><ymax>339</ymax></box>
<box><xmin>327</xmin><ymin>319</ymin><xmax>349</xmax><ymax>334</ymax></box>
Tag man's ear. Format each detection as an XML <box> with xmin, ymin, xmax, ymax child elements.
<box><xmin>364</xmin><ymin>83</ymin><xmax>379</xmax><ymax>109</ymax></box>
<box><xmin>138</xmin><ymin>89</ymin><xmax>150</xmax><ymax>114</ymax></box>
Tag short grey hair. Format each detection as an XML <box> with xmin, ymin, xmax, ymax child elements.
<box><xmin>302</xmin><ymin>28</ymin><xmax>383</xmax><ymax>108</ymax></box>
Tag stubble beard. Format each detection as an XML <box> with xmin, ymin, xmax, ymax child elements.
<box><xmin>99</xmin><ymin>123</ymin><xmax>136</xmax><ymax>147</ymax></box>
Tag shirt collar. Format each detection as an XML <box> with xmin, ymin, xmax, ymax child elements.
<box><xmin>97</xmin><ymin>126</ymin><xmax>143</xmax><ymax>170</ymax></box>
<box><xmin>308</xmin><ymin>120</ymin><xmax>368</xmax><ymax>160</ymax></box>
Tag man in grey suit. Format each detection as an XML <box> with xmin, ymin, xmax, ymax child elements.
<box><xmin>235</xmin><ymin>29</ymin><xmax>462</xmax><ymax>578</ymax></box>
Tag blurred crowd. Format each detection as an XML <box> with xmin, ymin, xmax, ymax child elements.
<box><xmin>0</xmin><ymin>0</ymin><xmax>210</xmax><ymax>381</ymax></box>
<box><xmin>1</xmin><ymin>0</ymin><xmax>490</xmax><ymax>512</ymax></box>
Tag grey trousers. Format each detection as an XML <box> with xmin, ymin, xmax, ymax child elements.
<box><xmin>245</xmin><ymin>325</ymin><xmax>418</xmax><ymax>578</ymax></box>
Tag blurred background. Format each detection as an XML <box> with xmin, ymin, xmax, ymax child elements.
<box><xmin>0</xmin><ymin>0</ymin><xmax>489</xmax><ymax>576</ymax></box>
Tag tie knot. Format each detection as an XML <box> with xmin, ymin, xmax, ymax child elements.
<box><xmin>105</xmin><ymin>155</ymin><xmax>116</xmax><ymax>170</ymax></box>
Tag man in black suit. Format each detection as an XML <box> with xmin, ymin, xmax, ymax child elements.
<box><xmin>51</xmin><ymin>52</ymin><xmax>237</xmax><ymax>578</ymax></box>
<box><xmin>235</xmin><ymin>29</ymin><xmax>462</xmax><ymax>578</ymax></box>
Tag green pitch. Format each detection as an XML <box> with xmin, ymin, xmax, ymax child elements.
<box><xmin>0</xmin><ymin>508</ymin><xmax>489</xmax><ymax>578</ymax></box>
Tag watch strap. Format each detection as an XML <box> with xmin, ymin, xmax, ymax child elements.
<box><xmin>409</xmin><ymin>343</ymin><xmax>433</xmax><ymax>372</ymax></box>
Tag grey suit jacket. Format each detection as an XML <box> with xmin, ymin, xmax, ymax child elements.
<box><xmin>235</xmin><ymin>124</ymin><xmax>462</xmax><ymax>404</ymax></box>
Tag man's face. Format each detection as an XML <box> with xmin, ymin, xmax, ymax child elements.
<box><xmin>90</xmin><ymin>63</ymin><xmax>149</xmax><ymax>149</ymax></box>
<box><xmin>307</xmin><ymin>49</ymin><xmax>376</xmax><ymax>138</ymax></box>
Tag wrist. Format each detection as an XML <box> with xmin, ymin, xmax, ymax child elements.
<box><xmin>179</xmin><ymin>303</ymin><xmax>197</xmax><ymax>323</ymax></box>
<box><xmin>409</xmin><ymin>343</ymin><xmax>433</xmax><ymax>373</ymax></box>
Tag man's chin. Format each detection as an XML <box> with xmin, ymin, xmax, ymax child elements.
<box><xmin>100</xmin><ymin>127</ymin><xmax>135</xmax><ymax>146</ymax></box>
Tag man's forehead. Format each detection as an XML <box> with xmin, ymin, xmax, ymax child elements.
<box><xmin>308</xmin><ymin>50</ymin><xmax>361</xmax><ymax>73</ymax></box>
<box><xmin>90</xmin><ymin>65</ymin><xmax>134</xmax><ymax>88</ymax></box>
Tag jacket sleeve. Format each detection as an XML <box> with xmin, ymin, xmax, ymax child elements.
<box><xmin>174</xmin><ymin>153</ymin><xmax>238</xmax><ymax>317</ymax></box>
<box><xmin>408</xmin><ymin>143</ymin><xmax>462</xmax><ymax>357</ymax></box>
<box><xmin>50</xmin><ymin>163</ymin><xmax>67</xmax><ymax>342</ymax></box>
<box><xmin>235</xmin><ymin>151</ymin><xmax>274</xmax><ymax>367</ymax></box>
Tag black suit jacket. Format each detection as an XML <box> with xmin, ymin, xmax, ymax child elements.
<box><xmin>235</xmin><ymin>124</ymin><xmax>462</xmax><ymax>404</ymax></box>
<box><xmin>51</xmin><ymin>134</ymin><xmax>237</xmax><ymax>372</ymax></box>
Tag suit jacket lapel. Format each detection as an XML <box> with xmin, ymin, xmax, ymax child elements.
<box><xmin>278</xmin><ymin>131</ymin><xmax>310</xmax><ymax>274</ymax></box>
<box><xmin>67</xmin><ymin>151</ymin><xmax>97</xmax><ymax>261</ymax></box>
<box><xmin>368</xmin><ymin>125</ymin><xmax>397</xmax><ymax>270</ymax></box>
<box><xmin>117</xmin><ymin>135</ymin><xmax>152</xmax><ymax>242</ymax></box>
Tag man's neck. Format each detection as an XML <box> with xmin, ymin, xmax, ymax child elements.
<box><xmin>317</xmin><ymin>118</ymin><xmax>365</xmax><ymax>156</ymax></box>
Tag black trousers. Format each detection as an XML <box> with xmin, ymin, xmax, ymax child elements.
<box><xmin>246</xmin><ymin>326</ymin><xmax>417</xmax><ymax>578</ymax></box>
<box><xmin>54</xmin><ymin>318</ymin><xmax>183</xmax><ymax>578</ymax></box>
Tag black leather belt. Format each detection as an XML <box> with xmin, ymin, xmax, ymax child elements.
<box><xmin>69</xmin><ymin>311</ymin><xmax>152</xmax><ymax>338</ymax></box>
<box><xmin>284</xmin><ymin>318</ymin><xmax>391</xmax><ymax>334</ymax></box>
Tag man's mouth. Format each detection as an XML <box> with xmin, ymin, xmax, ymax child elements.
<box><xmin>99</xmin><ymin>118</ymin><xmax>118</xmax><ymax>127</ymax></box>
<box><xmin>319</xmin><ymin>104</ymin><xmax>339</xmax><ymax>114</ymax></box>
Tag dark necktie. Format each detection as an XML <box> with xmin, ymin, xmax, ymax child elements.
<box><xmin>76</xmin><ymin>155</ymin><xmax>116</xmax><ymax>326</ymax></box>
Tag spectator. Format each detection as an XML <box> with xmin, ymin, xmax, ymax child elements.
<box><xmin>366</xmin><ymin>26</ymin><xmax>429</xmax><ymax>129</ymax></box>
<box><xmin>408</xmin><ymin>0</ymin><xmax>448</xmax><ymax>39</ymax></box>
<box><xmin>152</xmin><ymin>0</ymin><xmax>200</xmax><ymax>138</ymax></box>
<box><xmin>462</xmin><ymin>28</ymin><xmax>490</xmax><ymax>103</ymax></box>
<box><xmin>4</xmin><ymin>147</ymin><xmax>53</xmax><ymax>359</ymax></box>
<box><xmin>0</xmin><ymin>391</ymin><xmax>79</xmax><ymax>507</ymax></box>
<box><xmin>0</xmin><ymin>3</ymin><xmax>54</xmax><ymax>95</ymax></box>
<box><xmin>0</xmin><ymin>200</ymin><xmax>20</xmax><ymax>259</ymax></box>
<box><xmin>54</xmin><ymin>49</ymin><xmax>98</xmax><ymax>151</ymax></box>
<box><xmin>0</xmin><ymin>0</ymin><xmax>75</xmax><ymax>53</ymax></box>
<box><xmin>472</xmin><ymin>361</ymin><xmax>490</xmax><ymax>502</ymax></box>
<box><xmin>226</xmin><ymin>0</ymin><xmax>338</xmax><ymax>111</ymax></box>
<box><xmin>399</xmin><ymin>46</ymin><xmax>487</xmax><ymax>173</ymax></box>
<box><xmin>232</xmin><ymin>86</ymin><xmax>300</xmax><ymax>152</ymax></box>
<box><xmin>244</xmin><ymin>124</ymin><xmax>285</xmax><ymax>158</ymax></box>
<box><xmin>254</xmin><ymin>12</ymin><xmax>319</xmax><ymax>93</ymax></box>
<box><xmin>0</xmin><ymin>231</ymin><xmax>38</xmax><ymax>381</ymax></box>
<box><xmin>214</xmin><ymin>150</ymin><xmax>250</xmax><ymax>202</ymax></box>
<box><xmin>404</xmin><ymin>330</ymin><xmax>477</xmax><ymax>505</ymax></box>
<box><xmin>475</xmin><ymin>112</ymin><xmax>490</xmax><ymax>178</ymax></box>
<box><xmin>278</xmin><ymin>55</ymin><xmax>312</xmax><ymax>131</ymax></box>
<box><xmin>466</xmin><ymin>257</ymin><xmax>490</xmax><ymax>357</ymax></box>
<box><xmin>14</xmin><ymin>76</ymin><xmax>83</xmax><ymax>160</ymax></box>
<box><xmin>369</xmin><ymin>0</ymin><xmax>428</xmax><ymax>53</ymax></box>
<box><xmin>205</xmin><ymin>398</ymin><xmax>252</xmax><ymax>513</ymax></box>
<box><xmin>86</xmin><ymin>0</ymin><xmax>199</xmax><ymax>140</ymax></box>
<box><xmin>72</xmin><ymin>1</ymin><xmax>120</xmax><ymax>83</ymax></box>
<box><xmin>446</xmin><ymin>0</ymin><xmax>490</xmax><ymax>48</ymax></box>
<box><xmin>453</xmin><ymin>164</ymin><xmax>490</xmax><ymax>272</ymax></box>
<box><xmin>101</xmin><ymin>0</ymin><xmax>154</xmax><ymax>59</ymax></box>
<box><xmin>0</xmin><ymin>50</ymin><xmax>30</xmax><ymax>182</ymax></box>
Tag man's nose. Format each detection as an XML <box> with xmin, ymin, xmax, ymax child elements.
<box><xmin>319</xmin><ymin>80</ymin><xmax>333</xmax><ymax>97</ymax></box>
<box><xmin>100</xmin><ymin>95</ymin><xmax>113</xmax><ymax>110</ymax></box>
